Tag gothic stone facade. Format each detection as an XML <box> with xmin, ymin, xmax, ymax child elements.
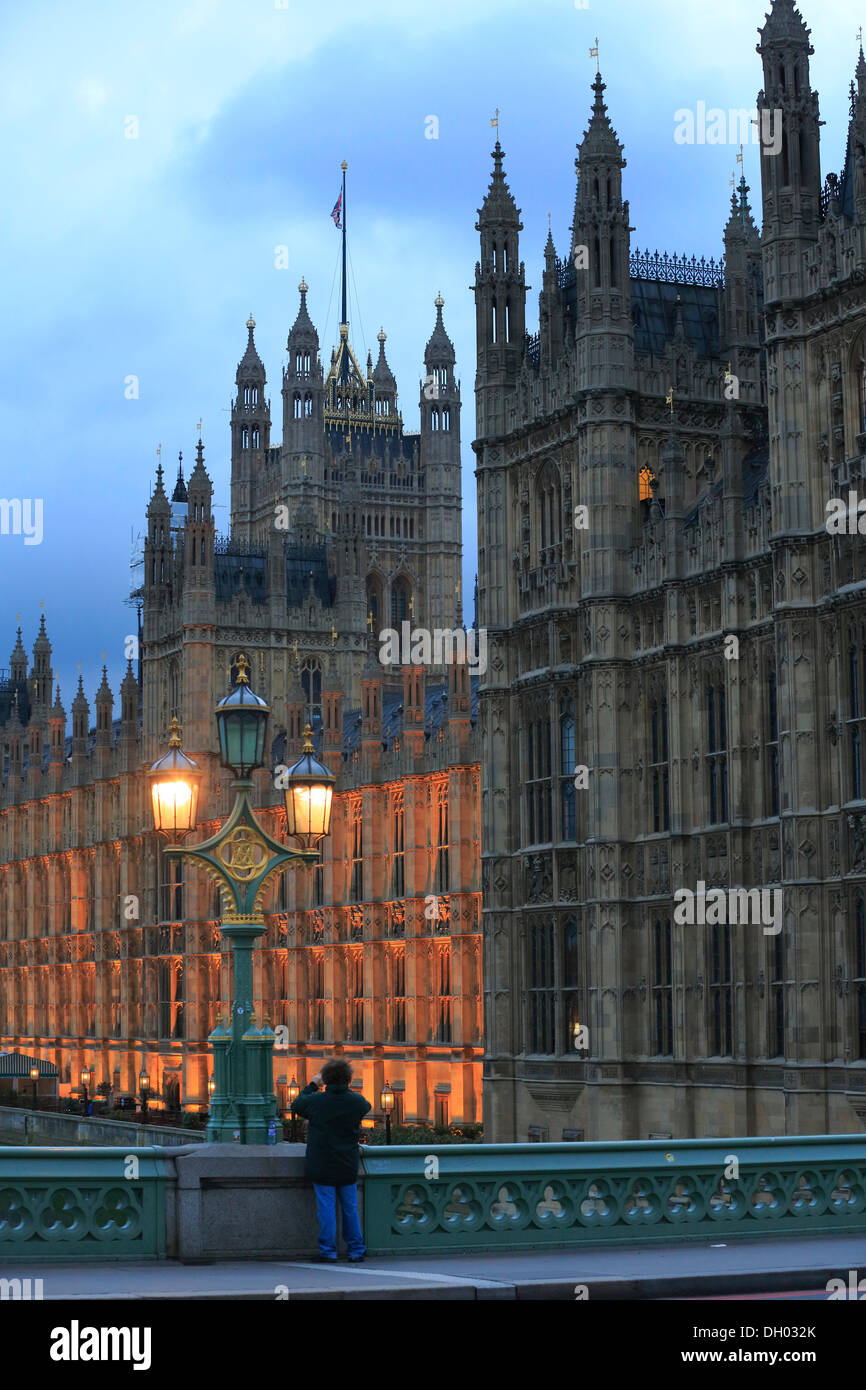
<box><xmin>0</xmin><ymin>290</ymin><xmax>481</xmax><ymax>1125</ymax></box>
<box><xmin>475</xmin><ymin>1</ymin><xmax>866</xmax><ymax>1140</ymax></box>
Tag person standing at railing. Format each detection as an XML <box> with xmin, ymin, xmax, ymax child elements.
<box><xmin>291</xmin><ymin>1060</ymin><xmax>371</xmax><ymax>1263</ymax></box>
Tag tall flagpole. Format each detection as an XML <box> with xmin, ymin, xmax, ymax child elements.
<box><xmin>341</xmin><ymin>160</ymin><xmax>347</xmax><ymax>328</ymax></box>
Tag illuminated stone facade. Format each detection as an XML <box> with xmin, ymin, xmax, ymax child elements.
<box><xmin>0</xmin><ymin>287</ymin><xmax>481</xmax><ymax>1124</ymax></box>
<box><xmin>475</xmin><ymin>3</ymin><xmax>866</xmax><ymax>1140</ymax></box>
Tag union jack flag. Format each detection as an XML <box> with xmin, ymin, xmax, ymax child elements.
<box><xmin>331</xmin><ymin>192</ymin><xmax>342</xmax><ymax>228</ymax></box>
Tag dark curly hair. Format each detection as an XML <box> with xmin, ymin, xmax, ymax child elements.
<box><xmin>321</xmin><ymin>1059</ymin><xmax>352</xmax><ymax>1087</ymax></box>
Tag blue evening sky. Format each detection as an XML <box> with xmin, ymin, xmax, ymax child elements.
<box><xmin>0</xmin><ymin>0</ymin><xmax>856</xmax><ymax>708</ymax></box>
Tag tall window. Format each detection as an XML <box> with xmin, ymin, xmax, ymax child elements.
<box><xmin>706</xmin><ymin>680</ymin><xmax>729</xmax><ymax>824</ymax></box>
<box><xmin>560</xmin><ymin>698</ymin><xmax>576</xmax><ymax>840</ymax></box>
<box><xmin>528</xmin><ymin>921</ymin><xmax>556</xmax><ymax>1054</ymax></box>
<box><xmin>435</xmin><ymin>788</ymin><xmax>450</xmax><ymax>894</ymax></box>
<box><xmin>391</xmin><ymin>577</ymin><xmax>411</xmax><ymax>627</ymax></box>
<box><xmin>434</xmin><ymin>947</ymin><xmax>452</xmax><ymax>1043</ymax></box>
<box><xmin>313</xmin><ymin>843</ymin><xmax>324</xmax><ymax>908</ymax></box>
<box><xmin>652</xmin><ymin>918</ymin><xmax>673</xmax><ymax>1055</ymax></box>
<box><xmin>310</xmin><ymin>953</ymin><xmax>325</xmax><ymax>1039</ymax></box>
<box><xmin>349</xmin><ymin>950</ymin><xmax>364</xmax><ymax>1041</ymax></box>
<box><xmin>767</xmin><ymin>668</ymin><xmax>780</xmax><ymax>816</ymax></box>
<box><xmin>350</xmin><ymin>805</ymin><xmax>363</xmax><ymax>903</ymax></box>
<box><xmin>526</xmin><ymin>715</ymin><xmax>552</xmax><ymax>844</ymax></box>
<box><xmin>639</xmin><ymin>465</ymin><xmax>653</xmax><ymax>501</ymax></box>
<box><xmin>301</xmin><ymin>660</ymin><xmax>322</xmax><ymax>723</ymax></box>
<box><xmin>563</xmin><ymin>917</ymin><xmax>581</xmax><ymax>1044</ymax></box>
<box><xmin>847</xmin><ymin>635</ymin><xmax>866</xmax><ymax>799</ymax></box>
<box><xmin>710</xmin><ymin>922</ymin><xmax>733</xmax><ymax>1056</ymax></box>
<box><xmin>391</xmin><ymin>795</ymin><xmax>405</xmax><ymax>897</ymax></box>
<box><xmin>366</xmin><ymin>577</ymin><xmax>382</xmax><ymax>631</ymax></box>
<box><xmin>769</xmin><ymin>929</ymin><xmax>785</xmax><ymax>1058</ymax></box>
<box><xmin>387</xmin><ymin>948</ymin><xmax>406</xmax><ymax>1042</ymax></box>
<box><xmin>159</xmin><ymin>849</ymin><xmax>183</xmax><ymax>922</ymax></box>
<box><xmin>536</xmin><ymin>465</ymin><xmax>562</xmax><ymax>557</ymax></box>
<box><xmin>855</xmin><ymin>896</ymin><xmax>866</xmax><ymax>1060</ymax></box>
<box><xmin>650</xmin><ymin>694</ymin><xmax>670</xmax><ymax>833</ymax></box>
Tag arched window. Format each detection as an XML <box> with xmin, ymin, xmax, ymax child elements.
<box><xmin>293</xmin><ymin>394</ymin><xmax>301</xmax><ymax>419</ymax></box>
<box><xmin>241</xmin><ymin>427</ymin><xmax>249</xmax><ymax>450</ymax></box>
<box><xmin>301</xmin><ymin>659</ymin><xmax>322</xmax><ymax>722</ymax></box>
<box><xmin>391</xmin><ymin>576</ymin><xmax>411</xmax><ymax>627</ymax></box>
<box><xmin>639</xmin><ymin>465</ymin><xmax>654</xmax><ymax>501</ymax></box>
<box><xmin>366</xmin><ymin>575</ymin><xmax>383</xmax><ymax>629</ymax></box>
<box><xmin>442</xmin><ymin>407</ymin><xmax>450</xmax><ymax>431</ymax></box>
<box><xmin>559</xmin><ymin>697</ymin><xmax>575</xmax><ymax>840</ymax></box>
<box><xmin>304</xmin><ymin>394</ymin><xmax>312</xmax><ymax>418</ymax></box>
<box><xmin>251</xmin><ymin>426</ymin><xmax>259</xmax><ymax>449</ymax></box>
<box><xmin>536</xmin><ymin>463</ymin><xmax>562</xmax><ymax>559</ymax></box>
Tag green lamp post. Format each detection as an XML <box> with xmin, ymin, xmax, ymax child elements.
<box><xmin>148</xmin><ymin>655</ymin><xmax>335</xmax><ymax>1144</ymax></box>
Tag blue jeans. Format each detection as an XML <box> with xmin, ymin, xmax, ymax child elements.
<box><xmin>313</xmin><ymin>1182</ymin><xmax>365</xmax><ymax>1259</ymax></box>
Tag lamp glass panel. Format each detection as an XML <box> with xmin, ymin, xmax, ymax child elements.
<box><xmin>152</xmin><ymin>778</ymin><xmax>194</xmax><ymax>833</ymax></box>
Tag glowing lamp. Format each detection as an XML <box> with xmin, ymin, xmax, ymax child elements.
<box><xmin>207</xmin><ymin>1077</ymin><xmax>216</xmax><ymax>1097</ymax></box>
<box><xmin>148</xmin><ymin>718</ymin><xmax>202</xmax><ymax>836</ymax></box>
<box><xmin>139</xmin><ymin>1070</ymin><xmax>150</xmax><ymax>1091</ymax></box>
<box><xmin>380</xmin><ymin>1081</ymin><xmax>395</xmax><ymax>1115</ymax></box>
<box><xmin>287</xmin><ymin>1077</ymin><xmax>300</xmax><ymax>1105</ymax></box>
<box><xmin>80</xmin><ymin>1066</ymin><xmax>91</xmax><ymax>1087</ymax></box>
<box><xmin>30</xmin><ymin>1066</ymin><xmax>39</xmax><ymax>1082</ymax></box>
<box><xmin>215</xmin><ymin>653</ymin><xmax>269</xmax><ymax>777</ymax></box>
<box><xmin>284</xmin><ymin>726</ymin><xmax>335</xmax><ymax>850</ymax></box>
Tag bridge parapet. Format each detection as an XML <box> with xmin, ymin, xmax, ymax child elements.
<box><xmin>360</xmin><ymin>1135</ymin><xmax>866</xmax><ymax>1256</ymax></box>
<box><xmin>0</xmin><ymin>1145</ymin><xmax>169</xmax><ymax>1263</ymax></box>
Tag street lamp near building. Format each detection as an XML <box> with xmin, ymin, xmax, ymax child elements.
<box><xmin>30</xmin><ymin>1065</ymin><xmax>39</xmax><ymax>1107</ymax></box>
<box><xmin>80</xmin><ymin>1065</ymin><xmax>91</xmax><ymax>1115</ymax></box>
<box><xmin>287</xmin><ymin>1077</ymin><xmax>300</xmax><ymax>1142</ymax></box>
<box><xmin>139</xmin><ymin>1069</ymin><xmax>150</xmax><ymax>1118</ymax></box>
<box><xmin>381</xmin><ymin>1080</ymin><xmax>395</xmax><ymax>1145</ymax></box>
<box><xmin>150</xmin><ymin>656</ymin><xmax>335</xmax><ymax>1143</ymax></box>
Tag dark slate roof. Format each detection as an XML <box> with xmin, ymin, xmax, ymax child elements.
<box><xmin>630</xmin><ymin>278</ymin><xmax>720</xmax><ymax>358</ymax></box>
<box><xmin>215</xmin><ymin>551</ymin><xmax>268</xmax><ymax>605</ymax></box>
<box><xmin>0</xmin><ymin>677</ymin><xmax>30</xmax><ymax>729</ymax></box>
<box><xmin>0</xmin><ymin>1051</ymin><xmax>59</xmax><ymax>1077</ymax></box>
<box><xmin>285</xmin><ymin>544</ymin><xmax>334</xmax><ymax>609</ymax></box>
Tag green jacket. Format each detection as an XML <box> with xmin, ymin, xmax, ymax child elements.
<box><xmin>292</xmin><ymin>1082</ymin><xmax>372</xmax><ymax>1186</ymax></box>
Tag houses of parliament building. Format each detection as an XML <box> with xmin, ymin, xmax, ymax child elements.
<box><xmin>2</xmin><ymin>0</ymin><xmax>866</xmax><ymax>1142</ymax></box>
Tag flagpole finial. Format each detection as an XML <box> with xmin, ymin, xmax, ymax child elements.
<box><xmin>341</xmin><ymin>160</ymin><xmax>348</xmax><ymax>171</ymax></box>
<box><xmin>246</xmin><ymin>313</ymin><xmax>255</xmax><ymax>330</ymax></box>
<box><xmin>590</xmin><ymin>38</ymin><xmax>600</xmax><ymax>73</ymax></box>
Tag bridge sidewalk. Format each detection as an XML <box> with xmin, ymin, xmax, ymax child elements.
<box><xmin>5</xmin><ymin>1231</ymin><xmax>865</xmax><ymax>1300</ymax></box>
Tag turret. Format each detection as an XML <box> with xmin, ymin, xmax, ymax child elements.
<box><xmin>230</xmin><ymin>314</ymin><xmax>271</xmax><ymax>535</ymax></box>
<box><xmin>361</xmin><ymin>639</ymin><xmax>382</xmax><ymax>772</ymax></box>
<box><xmin>721</xmin><ymin>176</ymin><xmax>762</xmax><ymax>391</ymax></box>
<box><xmin>282</xmin><ymin>279</ymin><xmax>324</xmax><ymax>486</ymax></box>
<box><xmin>372</xmin><ymin>328</ymin><xmax>398</xmax><ymax>419</ymax></box>
<box><xmin>756</xmin><ymin>0</ymin><xmax>821</xmax><ymax>304</ymax></box>
<box><xmin>571</xmin><ymin>70</ymin><xmax>633</xmax><ymax>374</ymax></box>
<box><xmin>144</xmin><ymin>461</ymin><xmax>172</xmax><ymax>596</ymax></box>
<box><xmin>474</xmin><ymin>140</ymin><xmax>527</xmax><ymax>439</ymax></box>
<box><xmin>48</xmin><ymin>685</ymin><xmax>65</xmax><ymax>773</ymax></box>
<box><xmin>94</xmin><ymin>665</ymin><xmax>113</xmax><ymax>750</ymax></box>
<box><xmin>29</xmin><ymin>613</ymin><xmax>53</xmax><ymax>715</ymax></box>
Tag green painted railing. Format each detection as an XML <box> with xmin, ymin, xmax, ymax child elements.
<box><xmin>361</xmin><ymin>1134</ymin><xmax>866</xmax><ymax>1255</ymax></box>
<box><xmin>0</xmin><ymin>1146</ymin><xmax>169</xmax><ymax>1262</ymax></box>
